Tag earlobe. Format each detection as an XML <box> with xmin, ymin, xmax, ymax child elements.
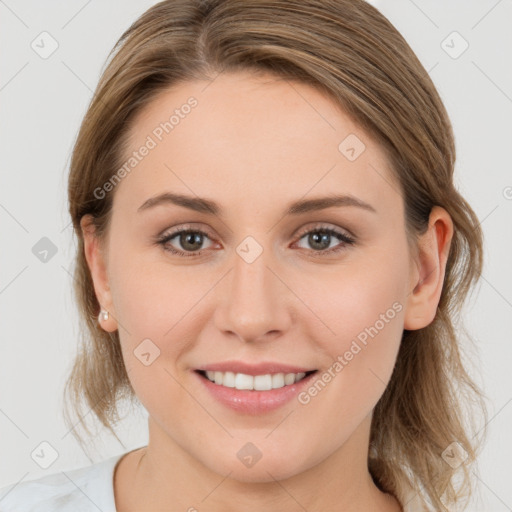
<box><xmin>80</xmin><ymin>215</ymin><xmax>118</xmax><ymax>332</ymax></box>
<box><xmin>403</xmin><ymin>206</ymin><xmax>454</xmax><ymax>330</ymax></box>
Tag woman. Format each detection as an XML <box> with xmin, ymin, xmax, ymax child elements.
<box><xmin>0</xmin><ymin>0</ymin><xmax>487</xmax><ymax>510</ymax></box>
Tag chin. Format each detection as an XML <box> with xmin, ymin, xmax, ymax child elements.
<box><xmin>199</xmin><ymin>442</ymin><xmax>315</xmax><ymax>484</ymax></box>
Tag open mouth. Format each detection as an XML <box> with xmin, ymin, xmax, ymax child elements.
<box><xmin>195</xmin><ymin>369</ymin><xmax>317</xmax><ymax>391</ymax></box>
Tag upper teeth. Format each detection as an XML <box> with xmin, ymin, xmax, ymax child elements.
<box><xmin>205</xmin><ymin>371</ymin><xmax>307</xmax><ymax>391</ymax></box>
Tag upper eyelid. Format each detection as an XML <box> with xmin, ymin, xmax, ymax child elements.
<box><xmin>294</xmin><ymin>223</ymin><xmax>354</xmax><ymax>240</ymax></box>
<box><xmin>160</xmin><ymin>223</ymin><xmax>216</xmax><ymax>241</ymax></box>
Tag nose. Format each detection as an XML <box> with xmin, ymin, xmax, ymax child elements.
<box><xmin>214</xmin><ymin>245</ymin><xmax>292</xmax><ymax>344</ymax></box>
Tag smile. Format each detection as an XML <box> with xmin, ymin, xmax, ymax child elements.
<box><xmin>198</xmin><ymin>370</ymin><xmax>315</xmax><ymax>391</ymax></box>
<box><xmin>194</xmin><ymin>368</ymin><xmax>319</xmax><ymax>414</ymax></box>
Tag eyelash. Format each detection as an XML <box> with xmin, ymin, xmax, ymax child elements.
<box><xmin>155</xmin><ymin>223</ymin><xmax>356</xmax><ymax>258</ymax></box>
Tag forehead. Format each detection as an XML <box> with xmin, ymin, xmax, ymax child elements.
<box><xmin>114</xmin><ymin>70</ymin><xmax>402</xmax><ymax>219</ymax></box>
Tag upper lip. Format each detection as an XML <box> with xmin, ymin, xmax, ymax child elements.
<box><xmin>196</xmin><ymin>360</ymin><xmax>317</xmax><ymax>376</ymax></box>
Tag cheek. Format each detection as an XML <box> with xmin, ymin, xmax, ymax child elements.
<box><xmin>108</xmin><ymin>244</ymin><xmax>218</xmax><ymax>397</ymax></box>
<box><xmin>303</xmin><ymin>243</ymin><xmax>408</xmax><ymax>397</ymax></box>
<box><xmin>310</xmin><ymin>257</ymin><xmax>405</xmax><ymax>343</ymax></box>
<box><xmin>288</xmin><ymin>278</ymin><xmax>405</xmax><ymax>461</ymax></box>
<box><xmin>110</xmin><ymin>258</ymin><xmax>199</xmax><ymax>428</ymax></box>
<box><xmin>109</xmin><ymin>238</ymin><xmax>203</xmax><ymax>341</ymax></box>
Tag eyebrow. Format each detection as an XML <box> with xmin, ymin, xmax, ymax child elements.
<box><xmin>137</xmin><ymin>192</ymin><xmax>377</xmax><ymax>216</ymax></box>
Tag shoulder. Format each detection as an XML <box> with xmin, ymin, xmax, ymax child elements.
<box><xmin>0</xmin><ymin>452</ymin><xmax>125</xmax><ymax>512</ymax></box>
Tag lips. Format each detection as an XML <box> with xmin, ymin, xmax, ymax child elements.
<box><xmin>193</xmin><ymin>366</ymin><xmax>319</xmax><ymax>414</ymax></box>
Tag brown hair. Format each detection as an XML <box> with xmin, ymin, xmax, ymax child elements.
<box><xmin>64</xmin><ymin>1</ymin><xmax>487</xmax><ymax>510</ymax></box>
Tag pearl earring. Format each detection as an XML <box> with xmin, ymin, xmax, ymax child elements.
<box><xmin>98</xmin><ymin>309</ymin><xmax>109</xmax><ymax>322</ymax></box>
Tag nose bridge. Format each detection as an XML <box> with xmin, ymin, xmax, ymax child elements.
<box><xmin>215</xmin><ymin>238</ymin><xmax>291</xmax><ymax>342</ymax></box>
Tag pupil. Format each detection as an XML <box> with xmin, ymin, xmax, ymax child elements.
<box><xmin>182</xmin><ymin>232</ymin><xmax>202</xmax><ymax>251</ymax></box>
<box><xmin>310</xmin><ymin>232</ymin><xmax>330</xmax><ymax>250</ymax></box>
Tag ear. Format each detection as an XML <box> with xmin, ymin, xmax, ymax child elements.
<box><xmin>403</xmin><ymin>206</ymin><xmax>454</xmax><ymax>330</ymax></box>
<box><xmin>80</xmin><ymin>214</ymin><xmax>118</xmax><ymax>332</ymax></box>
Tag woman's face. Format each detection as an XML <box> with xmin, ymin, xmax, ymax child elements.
<box><xmin>86</xmin><ymin>70</ymin><xmax>421</xmax><ymax>482</ymax></box>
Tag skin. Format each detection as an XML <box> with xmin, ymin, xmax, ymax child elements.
<box><xmin>81</xmin><ymin>70</ymin><xmax>453</xmax><ymax>511</ymax></box>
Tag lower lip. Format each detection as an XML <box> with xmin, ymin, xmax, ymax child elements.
<box><xmin>194</xmin><ymin>371</ymin><xmax>317</xmax><ymax>415</ymax></box>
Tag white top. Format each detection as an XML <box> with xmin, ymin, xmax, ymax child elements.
<box><xmin>0</xmin><ymin>451</ymin><xmax>427</xmax><ymax>511</ymax></box>
<box><xmin>0</xmin><ymin>452</ymin><xmax>123</xmax><ymax>512</ymax></box>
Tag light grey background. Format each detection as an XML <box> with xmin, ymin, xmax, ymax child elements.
<box><xmin>1</xmin><ymin>1</ymin><xmax>511</xmax><ymax>510</ymax></box>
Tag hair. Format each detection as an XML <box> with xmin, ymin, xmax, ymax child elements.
<box><xmin>64</xmin><ymin>1</ymin><xmax>488</xmax><ymax>510</ymax></box>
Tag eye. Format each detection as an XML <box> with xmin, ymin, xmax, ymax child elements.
<box><xmin>156</xmin><ymin>226</ymin><xmax>216</xmax><ymax>257</ymax></box>
<box><xmin>293</xmin><ymin>224</ymin><xmax>355</xmax><ymax>255</ymax></box>
<box><xmin>155</xmin><ymin>223</ymin><xmax>356</xmax><ymax>258</ymax></box>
